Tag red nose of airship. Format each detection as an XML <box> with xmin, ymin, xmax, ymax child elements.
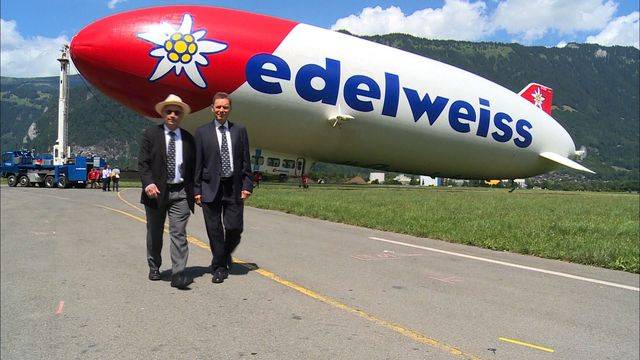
<box><xmin>70</xmin><ymin>6</ymin><xmax>297</xmax><ymax>117</ymax></box>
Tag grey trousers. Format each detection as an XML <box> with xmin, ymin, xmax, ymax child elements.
<box><xmin>145</xmin><ymin>188</ymin><xmax>190</xmax><ymax>275</ymax></box>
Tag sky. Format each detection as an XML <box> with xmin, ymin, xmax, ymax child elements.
<box><xmin>1</xmin><ymin>0</ymin><xmax>639</xmax><ymax>77</ymax></box>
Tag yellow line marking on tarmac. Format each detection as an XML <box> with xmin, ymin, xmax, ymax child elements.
<box><xmin>117</xmin><ymin>190</ymin><xmax>145</xmax><ymax>214</ymax></box>
<box><xmin>99</xmin><ymin>204</ymin><xmax>209</xmax><ymax>250</ymax></box>
<box><xmin>238</xmin><ymin>260</ymin><xmax>482</xmax><ymax>359</ymax></box>
<box><xmin>116</xmin><ymin>189</ymin><xmax>209</xmax><ymax>250</ymax></box>
<box><xmin>186</xmin><ymin>235</ymin><xmax>210</xmax><ymax>250</ymax></box>
<box><xmin>106</xmin><ymin>190</ymin><xmax>485</xmax><ymax>360</ymax></box>
<box><xmin>98</xmin><ymin>205</ymin><xmax>147</xmax><ymax>223</ymax></box>
<box><xmin>499</xmin><ymin>337</ymin><xmax>555</xmax><ymax>353</ymax></box>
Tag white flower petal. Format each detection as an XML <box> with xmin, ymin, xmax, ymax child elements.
<box><xmin>137</xmin><ymin>30</ymin><xmax>168</xmax><ymax>45</ymax></box>
<box><xmin>183</xmin><ymin>63</ymin><xmax>206</xmax><ymax>88</ymax></box>
<box><xmin>178</xmin><ymin>14</ymin><xmax>193</xmax><ymax>34</ymax></box>
<box><xmin>194</xmin><ymin>54</ymin><xmax>208</xmax><ymax>66</ymax></box>
<box><xmin>175</xmin><ymin>63</ymin><xmax>183</xmax><ymax>75</ymax></box>
<box><xmin>149</xmin><ymin>57</ymin><xmax>174</xmax><ymax>81</ymax></box>
<box><xmin>192</xmin><ymin>30</ymin><xmax>206</xmax><ymax>40</ymax></box>
<box><xmin>197</xmin><ymin>40</ymin><xmax>227</xmax><ymax>54</ymax></box>
<box><xmin>150</xmin><ymin>48</ymin><xmax>167</xmax><ymax>58</ymax></box>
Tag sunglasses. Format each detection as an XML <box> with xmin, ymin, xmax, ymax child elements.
<box><xmin>164</xmin><ymin>109</ymin><xmax>182</xmax><ymax>116</ymax></box>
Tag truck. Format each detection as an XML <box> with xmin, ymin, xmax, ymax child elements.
<box><xmin>1</xmin><ymin>150</ymin><xmax>105</xmax><ymax>188</ymax></box>
<box><xmin>1</xmin><ymin>46</ymin><xmax>108</xmax><ymax>189</ymax></box>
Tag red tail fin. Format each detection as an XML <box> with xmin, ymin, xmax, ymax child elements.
<box><xmin>519</xmin><ymin>83</ymin><xmax>553</xmax><ymax>116</ymax></box>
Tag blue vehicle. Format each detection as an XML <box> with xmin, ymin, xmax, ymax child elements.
<box><xmin>1</xmin><ymin>150</ymin><xmax>106</xmax><ymax>188</ymax></box>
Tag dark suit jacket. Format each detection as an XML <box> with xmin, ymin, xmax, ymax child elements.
<box><xmin>194</xmin><ymin>120</ymin><xmax>253</xmax><ymax>203</ymax></box>
<box><xmin>138</xmin><ymin>124</ymin><xmax>196</xmax><ymax>211</ymax></box>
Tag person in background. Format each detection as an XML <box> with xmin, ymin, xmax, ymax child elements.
<box><xmin>253</xmin><ymin>171</ymin><xmax>262</xmax><ymax>188</ymax></box>
<box><xmin>102</xmin><ymin>164</ymin><xmax>112</xmax><ymax>191</ymax></box>
<box><xmin>111</xmin><ymin>167</ymin><xmax>121</xmax><ymax>192</ymax></box>
<box><xmin>89</xmin><ymin>168</ymin><xmax>100</xmax><ymax>189</ymax></box>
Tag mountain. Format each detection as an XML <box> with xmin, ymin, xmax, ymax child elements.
<box><xmin>1</xmin><ymin>35</ymin><xmax>638</xmax><ymax>188</ymax></box>
<box><xmin>1</xmin><ymin>76</ymin><xmax>150</xmax><ymax>169</ymax></box>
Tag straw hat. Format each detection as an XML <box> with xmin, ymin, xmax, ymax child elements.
<box><xmin>155</xmin><ymin>94</ymin><xmax>191</xmax><ymax>116</ymax></box>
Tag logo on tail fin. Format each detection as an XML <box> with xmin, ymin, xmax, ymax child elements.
<box><xmin>519</xmin><ymin>83</ymin><xmax>553</xmax><ymax>116</ymax></box>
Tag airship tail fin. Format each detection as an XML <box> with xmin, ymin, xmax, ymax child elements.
<box><xmin>539</xmin><ymin>152</ymin><xmax>595</xmax><ymax>174</ymax></box>
<box><xmin>519</xmin><ymin>83</ymin><xmax>553</xmax><ymax>116</ymax></box>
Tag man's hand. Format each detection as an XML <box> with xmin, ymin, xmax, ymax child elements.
<box><xmin>241</xmin><ymin>190</ymin><xmax>251</xmax><ymax>201</ymax></box>
<box><xmin>195</xmin><ymin>195</ymin><xmax>202</xmax><ymax>206</ymax></box>
<box><xmin>145</xmin><ymin>184</ymin><xmax>160</xmax><ymax>199</ymax></box>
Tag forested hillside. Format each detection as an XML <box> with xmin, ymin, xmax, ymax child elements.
<box><xmin>1</xmin><ymin>35</ymin><xmax>637</xmax><ymax>188</ymax></box>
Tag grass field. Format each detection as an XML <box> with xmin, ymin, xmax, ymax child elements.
<box><xmin>246</xmin><ymin>184</ymin><xmax>640</xmax><ymax>273</ymax></box>
<box><xmin>115</xmin><ymin>181</ymin><xmax>639</xmax><ymax>273</ymax></box>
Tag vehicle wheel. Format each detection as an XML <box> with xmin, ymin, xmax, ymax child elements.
<box><xmin>57</xmin><ymin>176</ymin><xmax>68</xmax><ymax>188</ymax></box>
<box><xmin>44</xmin><ymin>176</ymin><xmax>55</xmax><ymax>188</ymax></box>
<box><xmin>18</xmin><ymin>175</ymin><xmax>30</xmax><ymax>187</ymax></box>
<box><xmin>7</xmin><ymin>174</ymin><xmax>18</xmax><ymax>187</ymax></box>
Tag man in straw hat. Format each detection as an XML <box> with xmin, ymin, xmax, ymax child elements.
<box><xmin>194</xmin><ymin>92</ymin><xmax>253</xmax><ymax>284</ymax></box>
<box><xmin>139</xmin><ymin>94</ymin><xmax>196</xmax><ymax>289</ymax></box>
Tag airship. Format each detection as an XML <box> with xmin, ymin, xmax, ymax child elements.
<box><xmin>69</xmin><ymin>5</ymin><xmax>593</xmax><ymax>179</ymax></box>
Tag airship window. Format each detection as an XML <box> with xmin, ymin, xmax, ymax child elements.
<box><xmin>252</xmin><ymin>156</ymin><xmax>265</xmax><ymax>165</ymax></box>
<box><xmin>283</xmin><ymin>160</ymin><xmax>296</xmax><ymax>169</ymax></box>
<box><xmin>267</xmin><ymin>157</ymin><xmax>280</xmax><ymax>167</ymax></box>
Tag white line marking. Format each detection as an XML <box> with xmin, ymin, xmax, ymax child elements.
<box><xmin>368</xmin><ymin>237</ymin><xmax>639</xmax><ymax>292</ymax></box>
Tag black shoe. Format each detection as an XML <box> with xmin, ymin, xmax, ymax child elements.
<box><xmin>171</xmin><ymin>273</ymin><xmax>193</xmax><ymax>289</ymax></box>
<box><xmin>220</xmin><ymin>267</ymin><xmax>229</xmax><ymax>280</ymax></box>
<box><xmin>148</xmin><ymin>269</ymin><xmax>162</xmax><ymax>281</ymax></box>
<box><xmin>212</xmin><ymin>268</ymin><xmax>225</xmax><ymax>283</ymax></box>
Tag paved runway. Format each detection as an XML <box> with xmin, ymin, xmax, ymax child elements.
<box><xmin>1</xmin><ymin>186</ymin><xmax>638</xmax><ymax>359</ymax></box>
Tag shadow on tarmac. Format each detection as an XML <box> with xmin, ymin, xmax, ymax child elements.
<box><xmin>157</xmin><ymin>263</ymin><xmax>259</xmax><ymax>282</ymax></box>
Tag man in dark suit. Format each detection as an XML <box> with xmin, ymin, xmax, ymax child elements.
<box><xmin>139</xmin><ymin>94</ymin><xmax>196</xmax><ymax>289</ymax></box>
<box><xmin>194</xmin><ymin>92</ymin><xmax>253</xmax><ymax>284</ymax></box>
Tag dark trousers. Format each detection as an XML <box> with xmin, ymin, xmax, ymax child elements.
<box><xmin>202</xmin><ymin>178</ymin><xmax>244</xmax><ymax>270</ymax></box>
<box><xmin>102</xmin><ymin>178</ymin><xmax>111</xmax><ymax>191</ymax></box>
<box><xmin>112</xmin><ymin>178</ymin><xmax>119</xmax><ymax>192</ymax></box>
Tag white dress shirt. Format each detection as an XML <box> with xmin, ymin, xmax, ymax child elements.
<box><xmin>164</xmin><ymin>125</ymin><xmax>183</xmax><ymax>184</ymax></box>
<box><xmin>215</xmin><ymin>120</ymin><xmax>234</xmax><ymax>173</ymax></box>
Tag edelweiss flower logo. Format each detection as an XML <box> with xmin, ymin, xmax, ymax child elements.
<box><xmin>137</xmin><ymin>14</ymin><xmax>227</xmax><ymax>88</ymax></box>
<box><xmin>531</xmin><ymin>87</ymin><xmax>545</xmax><ymax>108</ymax></box>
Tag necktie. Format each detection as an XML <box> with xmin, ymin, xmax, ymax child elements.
<box><xmin>167</xmin><ymin>131</ymin><xmax>176</xmax><ymax>181</ymax></box>
<box><xmin>219</xmin><ymin>125</ymin><xmax>232</xmax><ymax>177</ymax></box>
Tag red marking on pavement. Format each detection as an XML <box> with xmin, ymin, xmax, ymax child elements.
<box><xmin>55</xmin><ymin>301</ymin><xmax>65</xmax><ymax>315</ymax></box>
<box><xmin>352</xmin><ymin>250</ymin><xmax>424</xmax><ymax>261</ymax></box>
<box><xmin>425</xmin><ymin>272</ymin><xmax>462</xmax><ymax>284</ymax></box>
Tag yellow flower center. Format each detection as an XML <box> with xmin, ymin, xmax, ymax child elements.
<box><xmin>164</xmin><ymin>32</ymin><xmax>198</xmax><ymax>64</ymax></box>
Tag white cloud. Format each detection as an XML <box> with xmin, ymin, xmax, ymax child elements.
<box><xmin>331</xmin><ymin>0</ymin><xmax>630</xmax><ymax>46</ymax></box>
<box><xmin>586</xmin><ymin>12</ymin><xmax>639</xmax><ymax>48</ymax></box>
<box><xmin>330</xmin><ymin>0</ymin><xmax>492</xmax><ymax>41</ymax></box>
<box><xmin>492</xmin><ymin>0</ymin><xmax>617</xmax><ymax>41</ymax></box>
<box><xmin>556</xmin><ymin>41</ymin><xmax>568</xmax><ymax>48</ymax></box>
<box><xmin>1</xmin><ymin>18</ymin><xmax>74</xmax><ymax>78</ymax></box>
<box><xmin>107</xmin><ymin>0</ymin><xmax>126</xmax><ymax>9</ymax></box>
